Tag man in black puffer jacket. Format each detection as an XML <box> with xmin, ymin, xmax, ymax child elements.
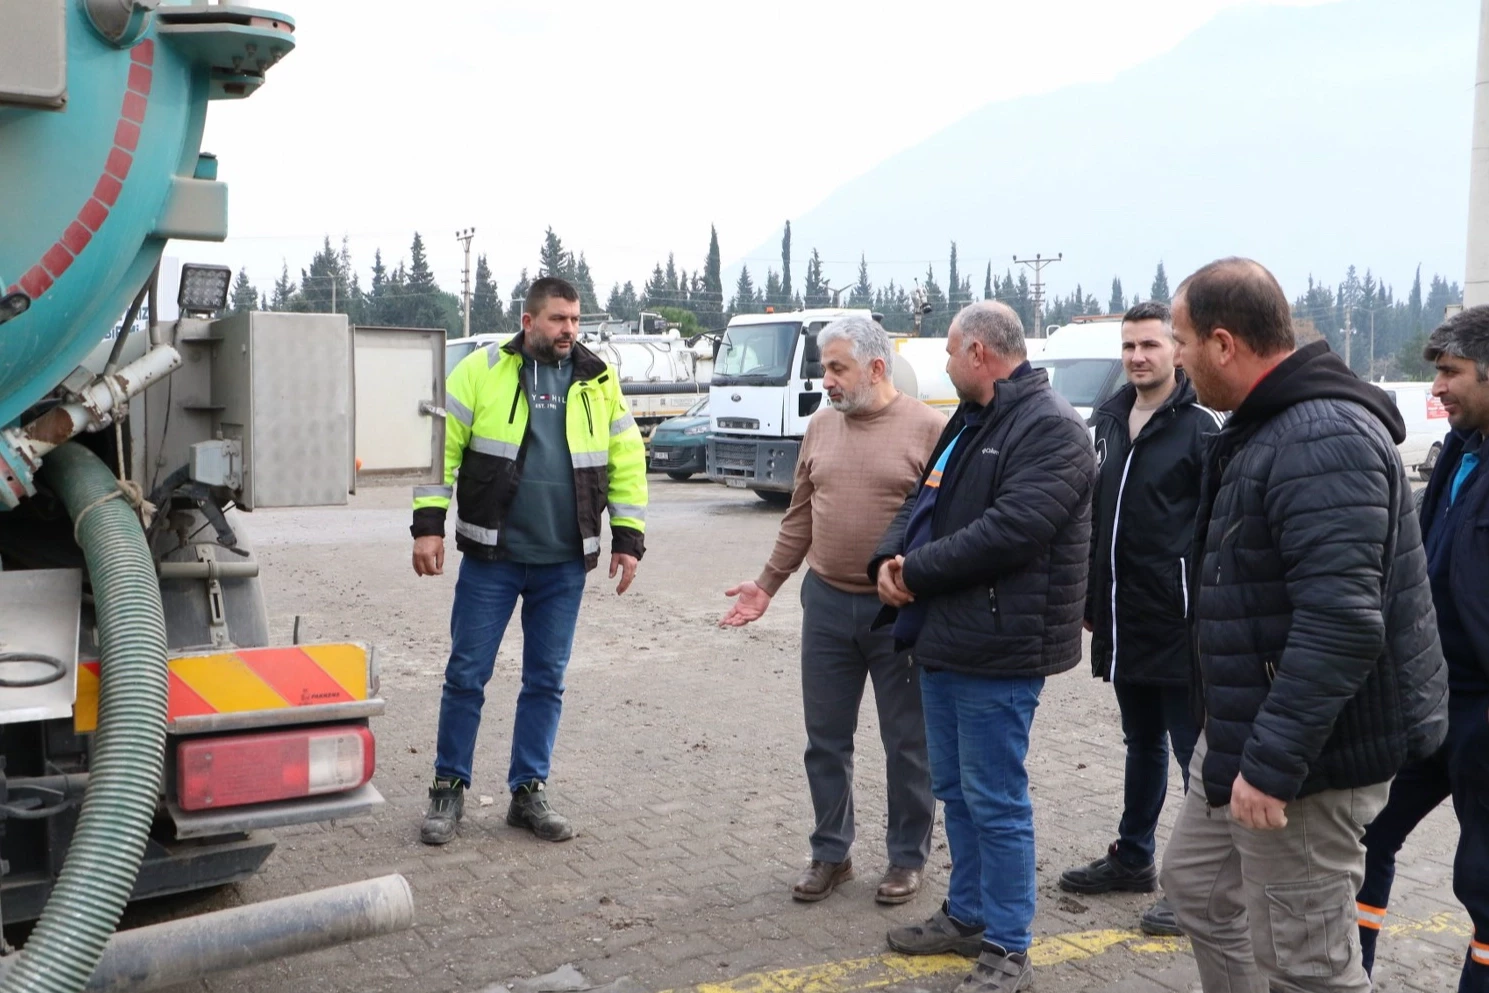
<box><xmin>1159</xmin><ymin>258</ymin><xmax>1448</xmax><ymax>993</ymax></box>
<box><xmin>1059</xmin><ymin>302</ymin><xmax>1220</xmax><ymax>940</ymax></box>
<box><xmin>870</xmin><ymin>301</ymin><xmax>1095</xmax><ymax>993</ymax></box>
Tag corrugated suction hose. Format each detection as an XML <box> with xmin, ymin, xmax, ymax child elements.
<box><xmin>1</xmin><ymin>443</ymin><xmax>168</xmax><ymax>993</ymax></box>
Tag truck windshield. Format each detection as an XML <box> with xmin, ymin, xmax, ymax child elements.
<box><xmin>713</xmin><ymin>322</ymin><xmax>799</xmax><ymax>386</ymax></box>
<box><xmin>1031</xmin><ymin>358</ymin><xmax>1120</xmax><ymax>408</ymax></box>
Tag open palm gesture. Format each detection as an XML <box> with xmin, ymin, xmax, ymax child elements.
<box><xmin>720</xmin><ymin>581</ymin><xmax>772</xmax><ymax>627</ymax></box>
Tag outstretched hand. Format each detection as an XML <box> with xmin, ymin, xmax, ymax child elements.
<box><xmin>720</xmin><ymin>581</ymin><xmax>772</xmax><ymax>627</ymax></box>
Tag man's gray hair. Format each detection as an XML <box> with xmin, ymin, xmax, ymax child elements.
<box><xmin>953</xmin><ymin>300</ymin><xmax>1026</xmax><ymax>359</ymax></box>
<box><xmin>817</xmin><ymin>314</ymin><xmax>894</xmax><ymax>369</ymax></box>
<box><xmin>1424</xmin><ymin>305</ymin><xmax>1489</xmax><ymax>382</ymax></box>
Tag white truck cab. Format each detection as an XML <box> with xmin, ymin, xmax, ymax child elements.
<box><xmin>705</xmin><ymin>309</ymin><xmax>964</xmax><ymax>501</ymax></box>
<box><xmin>706</xmin><ymin>309</ymin><xmax>856</xmax><ymax>500</ymax></box>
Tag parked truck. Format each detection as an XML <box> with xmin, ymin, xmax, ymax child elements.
<box><xmin>705</xmin><ymin>309</ymin><xmax>958</xmax><ymax>503</ymax></box>
<box><xmin>0</xmin><ymin>3</ymin><xmax>415</xmax><ymax>991</ymax></box>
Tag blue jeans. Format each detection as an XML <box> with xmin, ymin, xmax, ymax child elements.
<box><xmin>920</xmin><ymin>668</ymin><xmax>1044</xmax><ymax>953</ymax></box>
<box><xmin>1112</xmin><ymin>681</ymin><xmax>1198</xmax><ymax>868</ymax></box>
<box><xmin>434</xmin><ymin>556</ymin><xmax>587</xmax><ymax>792</ymax></box>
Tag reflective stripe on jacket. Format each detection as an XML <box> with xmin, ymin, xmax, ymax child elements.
<box><xmin>410</xmin><ymin>331</ymin><xmax>647</xmax><ymax>570</ymax></box>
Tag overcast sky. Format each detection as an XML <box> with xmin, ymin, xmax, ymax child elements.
<box><xmin>192</xmin><ymin>0</ymin><xmax>1333</xmax><ymax>301</ymax></box>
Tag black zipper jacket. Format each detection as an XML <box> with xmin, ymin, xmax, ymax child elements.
<box><xmin>1087</xmin><ymin>372</ymin><xmax>1220</xmax><ymax>685</ymax></box>
<box><xmin>1190</xmin><ymin>341</ymin><xmax>1447</xmax><ymax>807</ymax></box>
<box><xmin>869</xmin><ymin>367</ymin><xmax>1096</xmax><ymax>678</ymax></box>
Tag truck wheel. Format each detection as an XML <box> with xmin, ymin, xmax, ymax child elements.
<box><xmin>755</xmin><ymin>490</ymin><xmax>791</xmax><ymax>507</ymax></box>
<box><xmin>1419</xmin><ymin>442</ymin><xmax>1441</xmax><ymax>482</ymax></box>
<box><xmin>666</xmin><ymin>471</ymin><xmax>694</xmax><ymax>481</ymax></box>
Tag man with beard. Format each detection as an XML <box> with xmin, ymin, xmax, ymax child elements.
<box><xmin>411</xmin><ymin>276</ymin><xmax>648</xmax><ymax>845</ymax></box>
<box><xmin>1059</xmin><ymin>300</ymin><xmax>1218</xmax><ymax>938</ymax></box>
<box><xmin>874</xmin><ymin>301</ymin><xmax>1095</xmax><ymax>993</ymax></box>
<box><xmin>722</xmin><ymin>314</ymin><xmax>945</xmax><ymax>905</ymax></box>
<box><xmin>1159</xmin><ymin>258</ymin><xmax>1447</xmax><ymax>992</ymax></box>
<box><xmin>1355</xmin><ymin>306</ymin><xmax>1489</xmax><ymax>993</ymax></box>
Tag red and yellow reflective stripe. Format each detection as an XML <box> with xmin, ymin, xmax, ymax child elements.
<box><xmin>1471</xmin><ymin>938</ymin><xmax>1489</xmax><ymax>966</ymax></box>
<box><xmin>73</xmin><ymin>643</ymin><xmax>369</xmax><ymax>733</ymax></box>
<box><xmin>1356</xmin><ymin>901</ymin><xmax>1387</xmax><ymax>931</ymax></box>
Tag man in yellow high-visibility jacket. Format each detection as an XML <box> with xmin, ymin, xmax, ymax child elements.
<box><xmin>410</xmin><ymin>276</ymin><xmax>647</xmax><ymax>845</ymax></box>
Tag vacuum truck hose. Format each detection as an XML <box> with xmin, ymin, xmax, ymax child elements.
<box><xmin>1</xmin><ymin>443</ymin><xmax>169</xmax><ymax>993</ymax></box>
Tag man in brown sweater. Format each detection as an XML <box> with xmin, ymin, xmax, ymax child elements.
<box><xmin>721</xmin><ymin>314</ymin><xmax>946</xmax><ymax>905</ymax></box>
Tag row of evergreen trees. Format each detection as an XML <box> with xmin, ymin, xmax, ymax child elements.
<box><xmin>228</xmin><ymin>224</ymin><xmax>1462</xmax><ymax>382</ymax></box>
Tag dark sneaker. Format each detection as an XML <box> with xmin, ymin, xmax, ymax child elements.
<box><xmin>886</xmin><ymin>900</ymin><xmax>985</xmax><ymax>957</ymax></box>
<box><xmin>420</xmin><ymin>778</ymin><xmax>465</xmax><ymax>845</ymax></box>
<box><xmin>791</xmin><ymin>859</ymin><xmax>854</xmax><ymax>902</ymax></box>
<box><xmin>1057</xmin><ymin>845</ymin><xmax>1158</xmax><ymax>894</ymax></box>
<box><xmin>1139</xmin><ymin>896</ymin><xmax>1183</xmax><ymax>937</ymax></box>
<box><xmin>953</xmin><ymin>943</ymin><xmax>1033</xmax><ymax>993</ymax></box>
<box><xmin>507</xmin><ymin>781</ymin><xmax>575</xmax><ymax>842</ymax></box>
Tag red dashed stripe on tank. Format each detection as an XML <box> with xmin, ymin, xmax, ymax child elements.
<box><xmin>8</xmin><ymin>39</ymin><xmax>154</xmax><ymax>300</ymax></box>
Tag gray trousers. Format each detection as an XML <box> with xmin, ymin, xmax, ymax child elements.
<box><xmin>1160</xmin><ymin>732</ymin><xmax>1390</xmax><ymax>993</ymax></box>
<box><xmin>799</xmin><ymin>570</ymin><xmax>934</xmax><ymax>868</ymax></box>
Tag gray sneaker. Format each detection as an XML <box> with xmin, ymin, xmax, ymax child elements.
<box><xmin>420</xmin><ymin>779</ymin><xmax>464</xmax><ymax>845</ymax></box>
<box><xmin>507</xmin><ymin>781</ymin><xmax>575</xmax><ymax>842</ymax></box>
<box><xmin>886</xmin><ymin>901</ymin><xmax>985</xmax><ymax>957</ymax></box>
<box><xmin>1140</xmin><ymin>895</ymin><xmax>1183</xmax><ymax>937</ymax></box>
<box><xmin>953</xmin><ymin>943</ymin><xmax>1033</xmax><ymax>993</ymax></box>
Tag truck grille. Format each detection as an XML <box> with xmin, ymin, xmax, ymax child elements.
<box><xmin>712</xmin><ymin>440</ymin><xmax>756</xmax><ymax>468</ymax></box>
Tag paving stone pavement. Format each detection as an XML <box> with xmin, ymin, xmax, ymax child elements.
<box><xmin>124</xmin><ymin>479</ymin><xmax>1469</xmax><ymax>993</ymax></box>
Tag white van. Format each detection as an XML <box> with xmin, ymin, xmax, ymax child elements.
<box><xmin>1376</xmin><ymin>382</ymin><xmax>1450</xmax><ymax>480</ymax></box>
<box><xmin>1030</xmin><ymin>318</ymin><xmax>1126</xmax><ymax>420</ymax></box>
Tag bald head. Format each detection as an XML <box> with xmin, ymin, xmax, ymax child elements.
<box><xmin>1173</xmin><ymin>257</ymin><xmax>1294</xmax><ymax>358</ymax></box>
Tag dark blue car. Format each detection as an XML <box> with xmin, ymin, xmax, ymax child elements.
<box><xmin>648</xmin><ymin>396</ymin><xmax>709</xmax><ymax>480</ymax></box>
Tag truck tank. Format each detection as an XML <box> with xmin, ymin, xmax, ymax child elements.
<box><xmin>0</xmin><ymin>0</ymin><xmax>292</xmax><ymax>501</ymax></box>
<box><xmin>0</xmin><ymin>5</ymin><xmax>415</xmax><ymax>988</ymax></box>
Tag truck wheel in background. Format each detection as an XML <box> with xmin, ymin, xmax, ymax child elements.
<box><xmin>755</xmin><ymin>490</ymin><xmax>791</xmax><ymax>508</ymax></box>
<box><xmin>666</xmin><ymin>471</ymin><xmax>694</xmax><ymax>481</ymax></box>
<box><xmin>1419</xmin><ymin>442</ymin><xmax>1442</xmax><ymax>482</ymax></box>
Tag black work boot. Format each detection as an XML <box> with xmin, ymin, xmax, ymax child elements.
<box><xmin>507</xmin><ymin>781</ymin><xmax>575</xmax><ymax>842</ymax></box>
<box><xmin>953</xmin><ymin>942</ymin><xmax>1034</xmax><ymax>993</ymax></box>
<box><xmin>886</xmin><ymin>900</ymin><xmax>985</xmax><ymax>957</ymax></box>
<box><xmin>1057</xmin><ymin>844</ymin><xmax>1158</xmax><ymax>894</ymax></box>
<box><xmin>420</xmin><ymin>778</ymin><xmax>465</xmax><ymax>845</ymax></box>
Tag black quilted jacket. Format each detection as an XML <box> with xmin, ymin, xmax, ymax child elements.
<box><xmin>871</xmin><ymin>367</ymin><xmax>1095</xmax><ymax>678</ymax></box>
<box><xmin>1191</xmin><ymin>341</ymin><xmax>1448</xmax><ymax>807</ymax></box>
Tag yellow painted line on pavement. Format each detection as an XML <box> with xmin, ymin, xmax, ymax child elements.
<box><xmin>667</xmin><ymin>911</ymin><xmax>1473</xmax><ymax>993</ymax></box>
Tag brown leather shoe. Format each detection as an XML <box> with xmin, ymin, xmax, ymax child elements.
<box><xmin>792</xmin><ymin>859</ymin><xmax>854</xmax><ymax>902</ymax></box>
<box><xmin>876</xmin><ymin>865</ymin><xmax>923</xmax><ymax>905</ymax></box>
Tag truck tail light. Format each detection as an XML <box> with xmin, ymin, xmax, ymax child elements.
<box><xmin>177</xmin><ymin>726</ymin><xmax>375</xmax><ymax>811</ymax></box>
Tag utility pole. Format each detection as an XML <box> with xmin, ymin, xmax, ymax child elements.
<box><xmin>1368</xmin><ymin>307</ymin><xmax>1376</xmax><ymax>379</ymax></box>
<box><xmin>1342</xmin><ymin>273</ymin><xmax>1359</xmax><ymax>370</ymax></box>
<box><xmin>1013</xmin><ymin>252</ymin><xmax>1062</xmax><ymax>338</ymax></box>
<box><xmin>456</xmin><ymin>227</ymin><xmax>476</xmax><ymax>338</ymax></box>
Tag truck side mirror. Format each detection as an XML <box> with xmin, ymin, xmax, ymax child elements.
<box><xmin>801</xmin><ymin>329</ymin><xmax>824</xmax><ymax>379</ymax></box>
